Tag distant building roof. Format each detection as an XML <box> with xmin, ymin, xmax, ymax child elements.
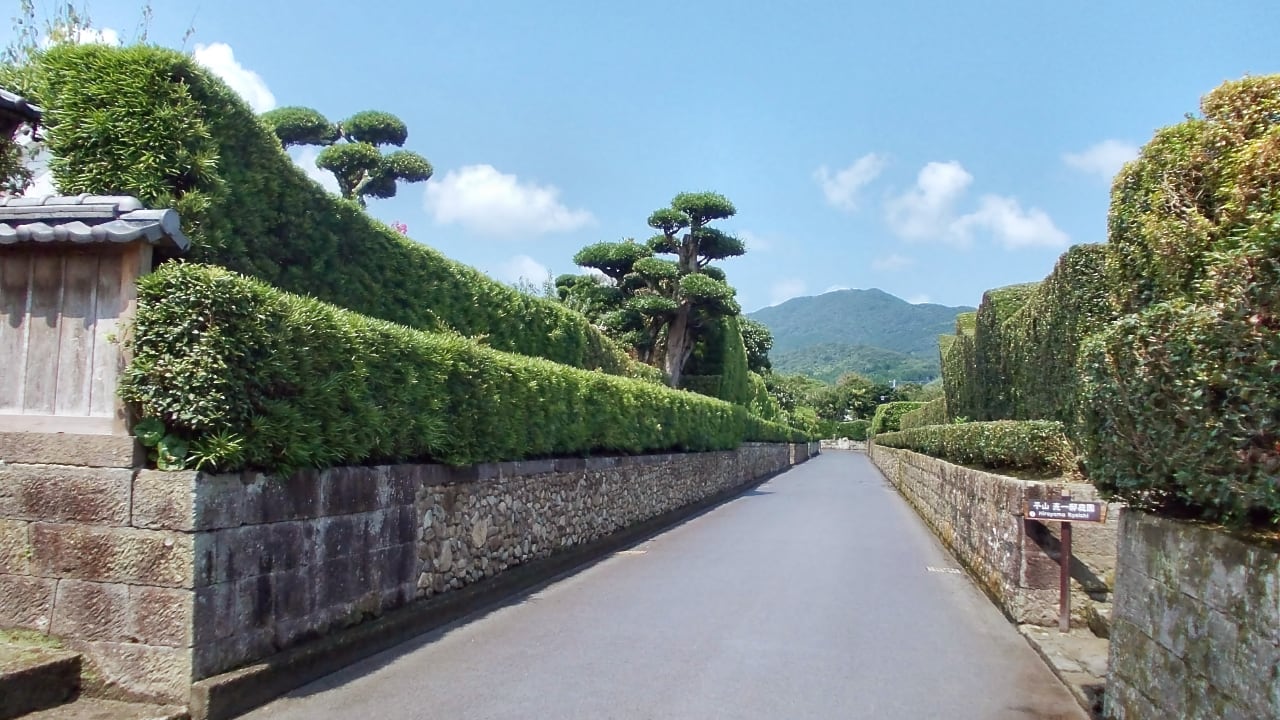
<box><xmin>0</xmin><ymin>195</ymin><xmax>189</xmax><ymax>251</ymax></box>
<box><xmin>0</xmin><ymin>87</ymin><xmax>41</xmax><ymax>124</ymax></box>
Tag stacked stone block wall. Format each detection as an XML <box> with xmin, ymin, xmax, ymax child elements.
<box><xmin>1</xmin><ymin>436</ymin><xmax>810</xmax><ymax>705</ymax></box>
<box><xmin>1106</xmin><ymin>511</ymin><xmax>1279</xmax><ymax>718</ymax></box>
<box><xmin>868</xmin><ymin>442</ymin><xmax>1117</xmax><ymax>625</ymax></box>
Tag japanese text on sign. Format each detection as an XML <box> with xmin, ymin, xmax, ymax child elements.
<box><xmin>1025</xmin><ymin>499</ymin><xmax>1106</xmax><ymax>523</ymax></box>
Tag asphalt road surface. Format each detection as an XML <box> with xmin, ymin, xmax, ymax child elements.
<box><xmin>244</xmin><ymin>451</ymin><xmax>1087</xmax><ymax>720</ymax></box>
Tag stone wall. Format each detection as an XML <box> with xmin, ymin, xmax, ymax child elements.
<box><xmin>868</xmin><ymin>442</ymin><xmax>1118</xmax><ymax>626</ymax></box>
<box><xmin>1</xmin><ymin>437</ymin><xmax>811</xmax><ymax>705</ymax></box>
<box><xmin>1106</xmin><ymin>511</ymin><xmax>1279</xmax><ymax>718</ymax></box>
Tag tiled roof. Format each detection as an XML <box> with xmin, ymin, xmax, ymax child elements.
<box><xmin>0</xmin><ymin>195</ymin><xmax>189</xmax><ymax>251</ymax></box>
<box><xmin>0</xmin><ymin>88</ymin><xmax>41</xmax><ymax>123</ymax></box>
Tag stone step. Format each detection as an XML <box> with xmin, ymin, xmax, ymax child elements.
<box><xmin>18</xmin><ymin>699</ymin><xmax>187</xmax><ymax>720</ymax></box>
<box><xmin>0</xmin><ymin>644</ymin><xmax>81</xmax><ymax>720</ymax></box>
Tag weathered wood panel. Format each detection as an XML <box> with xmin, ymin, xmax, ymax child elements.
<box><xmin>55</xmin><ymin>252</ymin><xmax>99</xmax><ymax>416</ymax></box>
<box><xmin>0</xmin><ymin>252</ymin><xmax>31</xmax><ymax>412</ymax></box>
<box><xmin>1</xmin><ymin>244</ymin><xmax>149</xmax><ymax>433</ymax></box>
<box><xmin>22</xmin><ymin>254</ymin><xmax>62</xmax><ymax>415</ymax></box>
<box><xmin>89</xmin><ymin>250</ymin><xmax>125</xmax><ymax>420</ymax></box>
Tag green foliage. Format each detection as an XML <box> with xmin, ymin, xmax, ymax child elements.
<box><xmin>29</xmin><ymin>45</ymin><xmax>646</xmax><ymax>379</ymax></box>
<box><xmin>1078</xmin><ymin>224</ymin><xmax>1280</xmax><ymax>528</ymax></box>
<box><xmin>342</xmin><ymin>110</ymin><xmax>408</xmax><ymax>146</ymax></box>
<box><xmin>810</xmin><ymin>373</ymin><xmax>875</xmax><ymax>421</ymax></box>
<box><xmin>745</xmin><ymin>371</ymin><xmax>781</xmax><ymax>421</ymax></box>
<box><xmin>678</xmin><ymin>272</ymin><xmax>739</xmax><ymax>314</ymax></box>
<box><xmin>574</xmin><ymin>241</ymin><xmax>653</xmax><ymax>281</ymax></box>
<box><xmin>120</xmin><ymin>264</ymin><xmax>805</xmax><ymax>473</ymax></box>
<box><xmin>875</xmin><ymin>421</ymin><xmax>1076</xmax><ymax>475</ymax></box>
<box><xmin>870</xmin><ymin>401</ymin><xmax>925</xmax><ymax>435</ymax></box>
<box><xmin>316</xmin><ymin>142</ymin><xmax>382</xmax><ymax>195</ymax></box>
<box><xmin>670</xmin><ymin>191</ymin><xmax>736</xmax><ymax>227</ymax></box>
<box><xmin>763</xmin><ymin>372</ymin><xmax>825</xmax><ymax>413</ymax></box>
<box><xmin>899</xmin><ymin>397</ymin><xmax>947</xmax><ymax>430</ymax></box>
<box><xmin>1107</xmin><ymin>76</ymin><xmax>1280</xmax><ymax>316</ymax></box>
<box><xmin>739</xmin><ymin>317</ymin><xmax>773</xmax><ymax>373</ymax></box>
<box><xmin>832</xmin><ymin>420</ymin><xmax>870</xmax><ymax>441</ymax></box>
<box><xmin>971</xmin><ymin>283</ymin><xmax>1039</xmax><ymax>421</ymax></box>
<box><xmin>938</xmin><ymin>247</ymin><xmax>1115</xmax><ymax>440</ymax></box>
<box><xmin>256</xmin><ymin>104</ymin><xmax>426</xmax><ymax>205</ymax></box>
<box><xmin>682</xmin><ymin>316</ymin><xmax>750</xmax><ymax>405</ymax></box>
<box><xmin>1002</xmin><ymin>245</ymin><xmax>1114</xmax><ymax>429</ymax></box>
<box><xmin>259</xmin><ymin>107</ymin><xmax>339</xmax><ymax>147</ymax></box>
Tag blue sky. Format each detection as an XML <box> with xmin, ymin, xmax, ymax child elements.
<box><xmin>8</xmin><ymin>1</ymin><xmax>1280</xmax><ymax>310</ymax></box>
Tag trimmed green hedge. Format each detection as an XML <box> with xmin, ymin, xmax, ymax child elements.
<box><xmin>899</xmin><ymin>397</ymin><xmax>947</xmax><ymax>430</ymax></box>
<box><xmin>682</xmin><ymin>316</ymin><xmax>751</xmax><ymax>405</ymax></box>
<box><xmin>1002</xmin><ymin>245</ymin><xmax>1114</xmax><ymax>430</ymax></box>
<box><xmin>30</xmin><ymin>44</ymin><xmax>651</xmax><ymax>380</ymax></box>
<box><xmin>1078</xmin><ymin>76</ymin><xmax>1280</xmax><ymax>529</ymax></box>
<box><xmin>832</xmin><ymin>420</ymin><xmax>870</xmax><ymax>441</ymax></box>
<box><xmin>971</xmin><ymin>283</ymin><xmax>1039</xmax><ymax>421</ymax></box>
<box><xmin>870</xmin><ymin>401</ymin><xmax>925</xmax><ymax>435</ymax></box>
<box><xmin>875</xmin><ymin>421</ymin><xmax>1076</xmax><ymax>475</ymax></box>
<box><xmin>120</xmin><ymin>264</ymin><xmax>805</xmax><ymax>473</ymax></box>
<box><xmin>1079</xmin><ymin>228</ymin><xmax>1280</xmax><ymax>528</ymax></box>
<box><xmin>938</xmin><ymin>247</ymin><xmax>1114</xmax><ymax>437</ymax></box>
<box><xmin>942</xmin><ymin>318</ymin><xmax>978</xmax><ymax>426</ymax></box>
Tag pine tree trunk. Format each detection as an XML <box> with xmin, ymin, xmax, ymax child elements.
<box><xmin>664</xmin><ymin>305</ymin><xmax>691</xmax><ymax>387</ymax></box>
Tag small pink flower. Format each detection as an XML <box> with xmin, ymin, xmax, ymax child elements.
<box><xmin>392</xmin><ymin>222</ymin><xmax>409</xmax><ymax>235</ymax></box>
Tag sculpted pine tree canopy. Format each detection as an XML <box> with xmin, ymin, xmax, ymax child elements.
<box><xmin>260</xmin><ymin>106</ymin><xmax>433</xmax><ymax>205</ymax></box>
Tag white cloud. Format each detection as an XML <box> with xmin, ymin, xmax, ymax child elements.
<box><xmin>885</xmin><ymin>161</ymin><xmax>973</xmax><ymax>242</ymax></box>
<box><xmin>41</xmin><ymin>26</ymin><xmax>121</xmax><ymax>47</ymax></box>
<box><xmin>289</xmin><ymin>147</ymin><xmax>340</xmax><ymax>195</ymax></box>
<box><xmin>871</xmin><ymin>253</ymin><xmax>913</xmax><ymax>271</ymax></box>
<box><xmin>193</xmin><ymin>42</ymin><xmax>276</xmax><ymax>113</ymax></box>
<box><xmin>885</xmin><ymin>160</ymin><xmax>1069</xmax><ymax>249</ymax></box>
<box><xmin>497</xmin><ymin>254</ymin><xmax>551</xmax><ymax>284</ymax></box>
<box><xmin>424</xmin><ymin>164</ymin><xmax>594</xmax><ymax>238</ymax></box>
<box><xmin>907</xmin><ymin>294</ymin><xmax>932</xmax><ymax>305</ymax></box>
<box><xmin>768</xmin><ymin>279</ymin><xmax>808</xmax><ymax>307</ymax></box>
<box><xmin>815</xmin><ymin>153</ymin><xmax>887</xmax><ymax>211</ymax></box>
<box><xmin>1064</xmin><ymin>140</ymin><xmax>1139</xmax><ymax>180</ymax></box>
<box><xmin>823</xmin><ymin>285</ymin><xmax>851</xmax><ymax>293</ymax></box>
<box><xmin>735</xmin><ymin>229</ymin><xmax>772</xmax><ymax>252</ymax></box>
<box><xmin>955</xmin><ymin>195</ymin><xmax>1071</xmax><ymax>249</ymax></box>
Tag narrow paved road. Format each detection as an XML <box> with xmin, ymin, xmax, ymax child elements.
<box><xmin>245</xmin><ymin>451</ymin><xmax>1086</xmax><ymax>720</ymax></box>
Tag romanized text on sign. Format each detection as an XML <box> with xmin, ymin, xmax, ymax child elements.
<box><xmin>1025</xmin><ymin>499</ymin><xmax>1107</xmax><ymax>523</ymax></box>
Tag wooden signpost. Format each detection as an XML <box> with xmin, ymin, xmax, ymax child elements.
<box><xmin>1025</xmin><ymin>495</ymin><xmax>1108</xmax><ymax>633</ymax></box>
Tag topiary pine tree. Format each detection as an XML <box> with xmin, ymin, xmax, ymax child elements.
<box><xmin>646</xmin><ymin>192</ymin><xmax>745</xmax><ymax>387</ymax></box>
<box><xmin>260</xmin><ymin>106</ymin><xmax>432</xmax><ymax>206</ymax></box>
<box><xmin>560</xmin><ymin>192</ymin><xmax>746</xmax><ymax>387</ymax></box>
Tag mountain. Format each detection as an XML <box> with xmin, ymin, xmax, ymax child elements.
<box><xmin>769</xmin><ymin>343</ymin><xmax>938</xmax><ymax>384</ymax></box>
<box><xmin>749</xmin><ymin>289</ymin><xmax>975</xmax><ymax>382</ymax></box>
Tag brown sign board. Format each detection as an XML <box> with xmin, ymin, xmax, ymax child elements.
<box><xmin>1025</xmin><ymin>499</ymin><xmax>1107</xmax><ymax>523</ymax></box>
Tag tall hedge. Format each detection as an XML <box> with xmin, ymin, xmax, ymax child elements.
<box><xmin>942</xmin><ymin>314</ymin><xmax>978</xmax><ymax>421</ymax></box>
<box><xmin>120</xmin><ymin>264</ymin><xmax>806</xmax><ymax>473</ymax></box>
<box><xmin>29</xmin><ymin>44</ymin><xmax>650</xmax><ymax>379</ymax></box>
<box><xmin>1105</xmin><ymin>76</ymin><xmax>1280</xmax><ymax>316</ymax></box>
<box><xmin>1079</xmin><ymin>75</ymin><xmax>1280</xmax><ymax>529</ymax></box>
<box><xmin>870</xmin><ymin>401</ymin><xmax>925</xmax><ymax>435</ymax></box>
<box><xmin>899</xmin><ymin>397</ymin><xmax>947</xmax><ymax>430</ymax></box>
<box><xmin>937</xmin><ymin>248</ymin><xmax>1114</xmax><ymax>437</ymax></box>
<box><xmin>972</xmin><ymin>283</ymin><xmax>1039</xmax><ymax>421</ymax></box>
<box><xmin>1002</xmin><ymin>245</ymin><xmax>1114</xmax><ymax>429</ymax></box>
<box><xmin>681</xmin><ymin>315</ymin><xmax>751</xmax><ymax>405</ymax></box>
